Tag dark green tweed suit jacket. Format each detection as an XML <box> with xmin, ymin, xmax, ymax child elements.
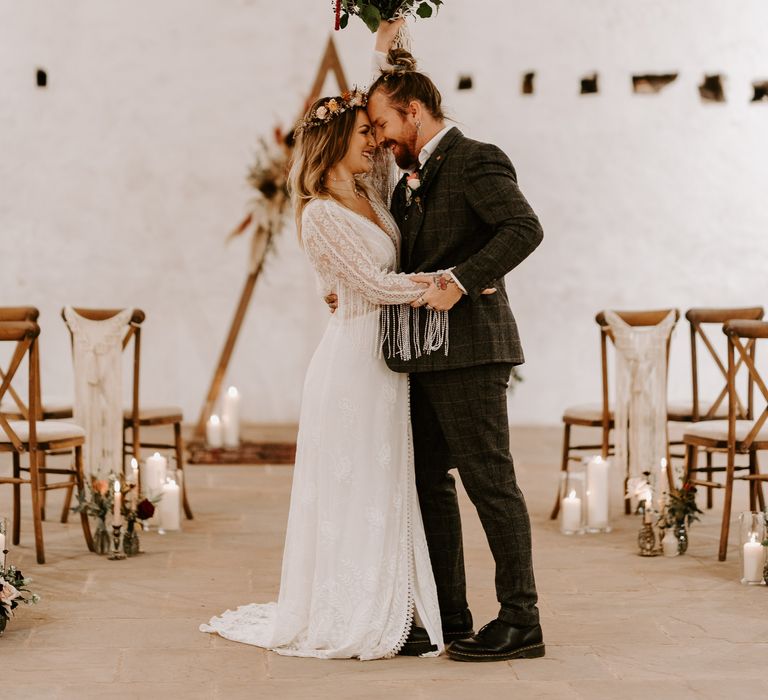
<box><xmin>385</xmin><ymin>127</ymin><xmax>543</xmax><ymax>373</ymax></box>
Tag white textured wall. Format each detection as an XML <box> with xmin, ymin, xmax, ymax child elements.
<box><xmin>1</xmin><ymin>1</ymin><xmax>767</xmax><ymax>425</ymax></box>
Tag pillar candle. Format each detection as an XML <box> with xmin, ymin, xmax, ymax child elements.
<box><xmin>586</xmin><ymin>457</ymin><xmax>609</xmax><ymax>529</ymax></box>
<box><xmin>142</xmin><ymin>452</ymin><xmax>167</xmax><ymax>496</ymax></box>
<box><xmin>222</xmin><ymin>386</ymin><xmax>240</xmax><ymax>448</ymax></box>
<box><xmin>206</xmin><ymin>414</ymin><xmax>223</xmax><ymax>448</ymax></box>
<box><xmin>560</xmin><ymin>491</ymin><xmax>582</xmax><ymax>533</ymax></box>
<box><xmin>113</xmin><ymin>481</ymin><xmax>122</xmax><ymax>526</ymax></box>
<box><xmin>160</xmin><ymin>479</ymin><xmax>181</xmax><ymax>531</ymax></box>
<box><xmin>743</xmin><ymin>533</ymin><xmax>764</xmax><ymax>583</ymax></box>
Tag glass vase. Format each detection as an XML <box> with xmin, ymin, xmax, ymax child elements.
<box><xmin>93</xmin><ymin>518</ymin><xmax>111</xmax><ymax>555</ymax></box>
<box><xmin>738</xmin><ymin>511</ymin><xmax>766</xmax><ymax>585</ymax></box>
<box><xmin>558</xmin><ymin>468</ymin><xmax>586</xmax><ymax>535</ymax></box>
<box><xmin>638</xmin><ymin>522</ymin><xmax>658</xmax><ymax>556</ymax></box>
<box><xmin>675</xmin><ymin>521</ymin><xmax>689</xmax><ymax>555</ymax></box>
<box><xmin>123</xmin><ymin>520</ymin><xmax>141</xmax><ymax>557</ymax></box>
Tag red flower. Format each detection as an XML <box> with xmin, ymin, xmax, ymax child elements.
<box><xmin>136</xmin><ymin>499</ymin><xmax>155</xmax><ymax>520</ymax></box>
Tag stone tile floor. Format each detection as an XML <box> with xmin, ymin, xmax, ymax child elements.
<box><xmin>1</xmin><ymin>425</ymin><xmax>767</xmax><ymax>699</ymax></box>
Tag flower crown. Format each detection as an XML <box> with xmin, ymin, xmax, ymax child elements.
<box><xmin>296</xmin><ymin>88</ymin><xmax>368</xmax><ymax>135</ymax></box>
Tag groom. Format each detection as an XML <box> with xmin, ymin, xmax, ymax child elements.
<box><xmin>368</xmin><ymin>22</ymin><xmax>544</xmax><ymax>662</ymax></box>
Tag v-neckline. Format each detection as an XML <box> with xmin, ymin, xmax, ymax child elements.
<box><xmin>328</xmin><ymin>198</ymin><xmax>394</xmax><ymax>243</ymax></box>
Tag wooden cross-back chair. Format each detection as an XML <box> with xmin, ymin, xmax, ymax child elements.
<box><xmin>551</xmin><ymin>308</ymin><xmax>679</xmax><ymax>520</ymax></box>
<box><xmin>682</xmin><ymin>320</ymin><xmax>768</xmax><ymax>561</ymax></box>
<box><xmin>0</xmin><ymin>320</ymin><xmax>93</xmax><ymax>564</ymax></box>
<box><xmin>60</xmin><ymin>307</ymin><xmax>193</xmax><ymax>521</ymax></box>
<box><xmin>0</xmin><ymin>307</ymin><xmax>72</xmax><ymax>421</ymax></box>
<box><xmin>668</xmin><ymin>306</ymin><xmax>764</xmax><ymax>508</ymax></box>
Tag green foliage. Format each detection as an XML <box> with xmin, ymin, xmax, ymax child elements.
<box><xmin>0</xmin><ymin>563</ymin><xmax>40</xmax><ymax>634</ymax></box>
<box><xmin>337</xmin><ymin>1</ymin><xmax>443</xmax><ymax>33</ymax></box>
<box><xmin>661</xmin><ymin>482</ymin><xmax>704</xmax><ymax>528</ymax></box>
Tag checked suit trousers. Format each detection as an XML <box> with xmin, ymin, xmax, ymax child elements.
<box><xmin>410</xmin><ymin>363</ymin><xmax>540</xmax><ymax>627</ymax></box>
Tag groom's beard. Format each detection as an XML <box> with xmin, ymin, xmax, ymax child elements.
<box><xmin>385</xmin><ymin>127</ymin><xmax>419</xmax><ymax>170</ymax></box>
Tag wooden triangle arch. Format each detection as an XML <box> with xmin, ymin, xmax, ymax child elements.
<box><xmin>193</xmin><ymin>35</ymin><xmax>349</xmax><ymax>440</ymax></box>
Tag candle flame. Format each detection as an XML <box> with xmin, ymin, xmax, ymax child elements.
<box><xmin>568</xmin><ymin>490</ymin><xmax>577</xmax><ymax>499</ymax></box>
<box><xmin>210</xmin><ymin>414</ymin><xmax>220</xmax><ymax>425</ymax></box>
<box><xmin>749</xmin><ymin>532</ymin><xmax>758</xmax><ymax>544</ymax></box>
<box><xmin>114</xmin><ymin>481</ymin><xmax>121</xmax><ymax>494</ymax></box>
<box><xmin>227</xmin><ymin>386</ymin><xmax>239</xmax><ymax>397</ymax></box>
<box><xmin>130</xmin><ymin>457</ymin><xmax>138</xmax><ymax>469</ymax></box>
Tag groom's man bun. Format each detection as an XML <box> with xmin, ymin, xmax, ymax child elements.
<box><xmin>387</xmin><ymin>48</ymin><xmax>418</xmax><ymax>72</ymax></box>
<box><xmin>369</xmin><ymin>49</ymin><xmax>445</xmax><ymax>120</ymax></box>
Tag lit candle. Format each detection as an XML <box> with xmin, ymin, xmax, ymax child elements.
<box><xmin>113</xmin><ymin>480</ymin><xmax>122</xmax><ymax>526</ymax></box>
<box><xmin>128</xmin><ymin>458</ymin><xmax>139</xmax><ymax>484</ymax></box>
<box><xmin>560</xmin><ymin>490</ymin><xmax>582</xmax><ymax>534</ymax></box>
<box><xmin>142</xmin><ymin>452</ymin><xmax>167</xmax><ymax>496</ymax></box>
<box><xmin>586</xmin><ymin>457</ymin><xmax>609</xmax><ymax>530</ymax></box>
<box><xmin>206</xmin><ymin>414</ymin><xmax>223</xmax><ymax>448</ymax></box>
<box><xmin>160</xmin><ymin>478</ymin><xmax>181</xmax><ymax>531</ymax></box>
<box><xmin>742</xmin><ymin>533</ymin><xmax>764</xmax><ymax>583</ymax></box>
<box><xmin>222</xmin><ymin>386</ymin><xmax>240</xmax><ymax>448</ymax></box>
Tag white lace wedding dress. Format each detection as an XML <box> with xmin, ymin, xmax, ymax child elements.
<box><xmin>200</xmin><ymin>194</ymin><xmax>445</xmax><ymax>660</ymax></box>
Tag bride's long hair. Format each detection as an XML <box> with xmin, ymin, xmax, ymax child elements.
<box><xmin>288</xmin><ymin>97</ymin><xmax>364</xmax><ymax>243</ymax></box>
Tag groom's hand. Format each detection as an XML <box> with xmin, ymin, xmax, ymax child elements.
<box><xmin>419</xmin><ymin>282</ymin><xmax>463</xmax><ymax>311</ymax></box>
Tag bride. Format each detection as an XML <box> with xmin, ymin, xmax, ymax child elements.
<box><xmin>201</xmin><ymin>25</ymin><xmax>451</xmax><ymax>661</ymax></box>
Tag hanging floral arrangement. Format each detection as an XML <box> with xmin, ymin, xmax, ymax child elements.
<box><xmin>333</xmin><ymin>0</ymin><xmax>443</xmax><ymax>33</ymax></box>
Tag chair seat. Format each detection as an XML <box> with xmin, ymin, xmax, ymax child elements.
<box><xmin>683</xmin><ymin>419</ymin><xmax>768</xmax><ymax>444</ymax></box>
<box><xmin>0</xmin><ymin>420</ymin><xmax>85</xmax><ymax>443</ymax></box>
<box><xmin>124</xmin><ymin>405</ymin><xmax>183</xmax><ymax>422</ymax></box>
<box><xmin>667</xmin><ymin>399</ymin><xmax>729</xmax><ymax>420</ymax></box>
<box><xmin>563</xmin><ymin>402</ymin><xmax>614</xmax><ymax>423</ymax></box>
<box><xmin>1</xmin><ymin>397</ymin><xmax>73</xmax><ymax>416</ymax></box>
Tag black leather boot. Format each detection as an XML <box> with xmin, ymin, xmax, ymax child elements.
<box><xmin>398</xmin><ymin>608</ymin><xmax>474</xmax><ymax>656</ymax></box>
<box><xmin>447</xmin><ymin>619</ymin><xmax>545</xmax><ymax>662</ymax></box>
<box><xmin>441</xmin><ymin>608</ymin><xmax>474</xmax><ymax>642</ymax></box>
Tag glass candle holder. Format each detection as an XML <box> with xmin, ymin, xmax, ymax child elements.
<box><xmin>584</xmin><ymin>456</ymin><xmax>612</xmax><ymax>533</ymax></box>
<box><xmin>559</xmin><ymin>469</ymin><xmax>586</xmax><ymax>535</ymax></box>
<box><xmin>0</xmin><ymin>517</ymin><xmax>8</xmax><ymax>569</ymax></box>
<box><xmin>738</xmin><ymin>511</ymin><xmax>766</xmax><ymax>585</ymax></box>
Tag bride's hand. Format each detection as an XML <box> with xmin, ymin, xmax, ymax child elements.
<box><xmin>375</xmin><ymin>18</ymin><xmax>405</xmax><ymax>53</ymax></box>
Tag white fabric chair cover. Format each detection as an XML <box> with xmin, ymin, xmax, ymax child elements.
<box><xmin>63</xmin><ymin>307</ymin><xmax>133</xmax><ymax>478</ymax></box>
<box><xmin>605</xmin><ymin>310</ymin><xmax>677</xmax><ymax>503</ymax></box>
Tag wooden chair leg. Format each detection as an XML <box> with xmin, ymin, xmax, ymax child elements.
<box><xmin>755</xmin><ymin>452</ymin><xmax>766</xmax><ymax>512</ymax></box>
<box><xmin>748</xmin><ymin>450</ymin><xmax>757</xmax><ymax>512</ymax></box>
<box><xmin>718</xmin><ymin>446</ymin><xmax>737</xmax><ymax>562</ymax></box>
<box><xmin>550</xmin><ymin>422</ymin><xmax>571</xmax><ymax>520</ymax></box>
<box><xmin>39</xmin><ymin>452</ymin><xmax>47</xmax><ymax>521</ymax></box>
<box><xmin>175</xmin><ymin>421</ymin><xmax>193</xmax><ymax>520</ymax></box>
<box><xmin>60</xmin><ymin>453</ymin><xmax>76</xmax><ymax>523</ymax></box>
<box><xmin>28</xmin><ymin>446</ymin><xmax>45</xmax><ymax>565</ymax></box>
<box><xmin>12</xmin><ymin>452</ymin><xmax>21</xmax><ymax>546</ymax></box>
<box><xmin>75</xmin><ymin>445</ymin><xmax>94</xmax><ymax>552</ymax></box>
<box><xmin>705</xmin><ymin>450</ymin><xmax>714</xmax><ymax>509</ymax></box>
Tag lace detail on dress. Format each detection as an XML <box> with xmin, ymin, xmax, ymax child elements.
<box><xmin>302</xmin><ymin>198</ymin><xmax>448</xmax><ymax>360</ymax></box>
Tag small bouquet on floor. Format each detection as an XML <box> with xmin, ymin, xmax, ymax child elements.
<box><xmin>333</xmin><ymin>0</ymin><xmax>443</xmax><ymax>32</ymax></box>
<box><xmin>72</xmin><ymin>474</ymin><xmax>158</xmax><ymax>555</ymax></box>
<box><xmin>659</xmin><ymin>481</ymin><xmax>704</xmax><ymax>530</ymax></box>
<box><xmin>0</xmin><ymin>564</ymin><xmax>40</xmax><ymax>636</ymax></box>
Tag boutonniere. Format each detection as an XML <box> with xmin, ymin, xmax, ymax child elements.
<box><xmin>405</xmin><ymin>171</ymin><xmax>421</xmax><ymax>207</ymax></box>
